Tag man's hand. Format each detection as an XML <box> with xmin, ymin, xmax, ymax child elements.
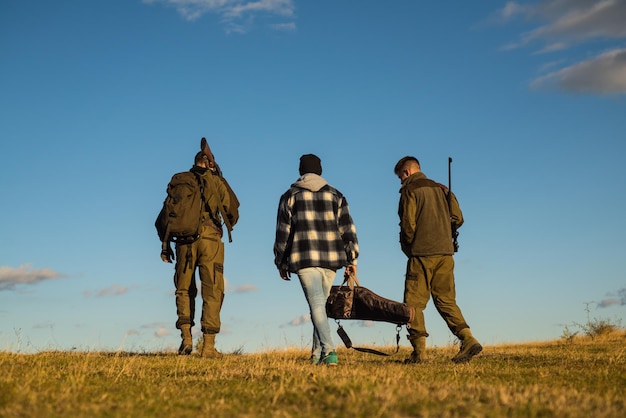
<box><xmin>279</xmin><ymin>269</ymin><xmax>291</xmax><ymax>281</ymax></box>
<box><xmin>161</xmin><ymin>245</ymin><xmax>174</xmax><ymax>263</ymax></box>
<box><xmin>344</xmin><ymin>265</ymin><xmax>357</xmax><ymax>279</ymax></box>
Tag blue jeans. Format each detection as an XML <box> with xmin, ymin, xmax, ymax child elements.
<box><xmin>297</xmin><ymin>267</ymin><xmax>337</xmax><ymax>358</ymax></box>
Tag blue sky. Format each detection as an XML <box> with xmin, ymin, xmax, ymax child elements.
<box><xmin>1</xmin><ymin>0</ymin><xmax>625</xmax><ymax>354</ymax></box>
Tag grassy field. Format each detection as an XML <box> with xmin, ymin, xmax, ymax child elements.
<box><xmin>1</xmin><ymin>332</ymin><xmax>625</xmax><ymax>418</ymax></box>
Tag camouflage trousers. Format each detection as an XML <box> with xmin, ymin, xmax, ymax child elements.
<box><xmin>404</xmin><ymin>255</ymin><xmax>469</xmax><ymax>339</ymax></box>
<box><xmin>174</xmin><ymin>226</ymin><xmax>225</xmax><ymax>334</ymax></box>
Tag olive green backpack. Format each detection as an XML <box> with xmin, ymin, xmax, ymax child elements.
<box><xmin>155</xmin><ymin>171</ymin><xmax>206</xmax><ymax>247</ymax></box>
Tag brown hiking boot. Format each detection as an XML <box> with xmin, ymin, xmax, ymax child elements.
<box><xmin>201</xmin><ymin>333</ymin><xmax>223</xmax><ymax>359</ymax></box>
<box><xmin>178</xmin><ymin>324</ymin><xmax>193</xmax><ymax>355</ymax></box>
<box><xmin>452</xmin><ymin>328</ymin><xmax>482</xmax><ymax>363</ymax></box>
<box><xmin>404</xmin><ymin>336</ymin><xmax>427</xmax><ymax>364</ymax></box>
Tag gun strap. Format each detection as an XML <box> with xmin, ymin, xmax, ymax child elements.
<box><xmin>335</xmin><ymin>322</ymin><xmax>402</xmax><ymax>357</ymax></box>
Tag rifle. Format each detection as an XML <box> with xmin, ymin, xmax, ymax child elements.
<box><xmin>200</xmin><ymin>137</ymin><xmax>222</xmax><ymax>176</ymax></box>
<box><xmin>200</xmin><ymin>137</ymin><xmax>239</xmax><ymax>242</ymax></box>
<box><xmin>448</xmin><ymin>157</ymin><xmax>459</xmax><ymax>252</ymax></box>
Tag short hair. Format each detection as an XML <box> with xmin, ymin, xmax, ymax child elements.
<box><xmin>394</xmin><ymin>156</ymin><xmax>420</xmax><ymax>175</ymax></box>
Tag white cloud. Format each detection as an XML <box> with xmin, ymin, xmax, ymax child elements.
<box><xmin>531</xmin><ymin>48</ymin><xmax>626</xmax><ymax>94</ymax></box>
<box><xmin>99</xmin><ymin>284</ymin><xmax>129</xmax><ymax>297</ymax></box>
<box><xmin>269</xmin><ymin>22</ymin><xmax>296</xmax><ymax>32</ymax></box>
<box><xmin>497</xmin><ymin>1</ymin><xmax>626</xmax><ymax>48</ymax></box>
<box><xmin>534</xmin><ymin>41</ymin><xmax>569</xmax><ymax>54</ymax></box>
<box><xmin>499</xmin><ymin>1</ymin><xmax>626</xmax><ymax>34</ymax></box>
<box><xmin>496</xmin><ymin>1</ymin><xmax>528</xmax><ymax>21</ymax></box>
<box><xmin>143</xmin><ymin>0</ymin><xmax>296</xmax><ymax>33</ymax></box>
<box><xmin>230</xmin><ymin>284</ymin><xmax>259</xmax><ymax>293</ymax></box>
<box><xmin>0</xmin><ymin>264</ymin><xmax>65</xmax><ymax>291</ymax></box>
<box><xmin>94</xmin><ymin>284</ymin><xmax>135</xmax><ymax>297</ymax></box>
<box><xmin>597</xmin><ymin>287</ymin><xmax>626</xmax><ymax>308</ymax></box>
<box><xmin>492</xmin><ymin>1</ymin><xmax>626</xmax><ymax>95</ymax></box>
<box><xmin>223</xmin><ymin>0</ymin><xmax>294</xmax><ymax>19</ymax></box>
<box><xmin>597</xmin><ymin>298</ymin><xmax>621</xmax><ymax>308</ymax></box>
<box><xmin>285</xmin><ymin>314</ymin><xmax>310</xmax><ymax>326</ymax></box>
<box><xmin>141</xmin><ymin>322</ymin><xmax>168</xmax><ymax>329</ymax></box>
<box><xmin>84</xmin><ymin>284</ymin><xmax>137</xmax><ymax>298</ymax></box>
<box><xmin>155</xmin><ymin>327</ymin><xmax>170</xmax><ymax>337</ymax></box>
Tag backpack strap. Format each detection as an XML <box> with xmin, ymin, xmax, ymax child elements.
<box><xmin>190</xmin><ymin>171</ymin><xmax>205</xmax><ymax>196</ymax></box>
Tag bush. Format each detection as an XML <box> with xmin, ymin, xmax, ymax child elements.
<box><xmin>569</xmin><ymin>302</ymin><xmax>624</xmax><ymax>340</ymax></box>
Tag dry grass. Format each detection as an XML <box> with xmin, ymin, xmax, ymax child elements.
<box><xmin>1</xmin><ymin>331</ymin><xmax>625</xmax><ymax>417</ymax></box>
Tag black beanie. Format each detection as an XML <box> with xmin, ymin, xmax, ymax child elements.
<box><xmin>299</xmin><ymin>154</ymin><xmax>322</xmax><ymax>175</ymax></box>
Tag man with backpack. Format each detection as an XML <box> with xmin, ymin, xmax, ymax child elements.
<box><xmin>156</xmin><ymin>143</ymin><xmax>238</xmax><ymax>358</ymax></box>
<box><xmin>394</xmin><ymin>156</ymin><xmax>482</xmax><ymax>364</ymax></box>
<box><xmin>273</xmin><ymin>154</ymin><xmax>359</xmax><ymax>366</ymax></box>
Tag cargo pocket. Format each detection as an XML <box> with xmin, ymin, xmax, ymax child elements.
<box><xmin>214</xmin><ymin>263</ymin><xmax>225</xmax><ymax>306</ymax></box>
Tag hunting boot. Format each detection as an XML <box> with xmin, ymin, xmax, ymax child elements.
<box><xmin>452</xmin><ymin>328</ymin><xmax>482</xmax><ymax>363</ymax></box>
<box><xmin>201</xmin><ymin>333</ymin><xmax>223</xmax><ymax>359</ymax></box>
<box><xmin>405</xmin><ymin>336</ymin><xmax>427</xmax><ymax>364</ymax></box>
<box><xmin>178</xmin><ymin>324</ymin><xmax>193</xmax><ymax>355</ymax></box>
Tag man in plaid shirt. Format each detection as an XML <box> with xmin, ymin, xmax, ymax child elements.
<box><xmin>274</xmin><ymin>154</ymin><xmax>359</xmax><ymax>366</ymax></box>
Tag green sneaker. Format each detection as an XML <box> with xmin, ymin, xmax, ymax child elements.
<box><xmin>310</xmin><ymin>355</ymin><xmax>320</xmax><ymax>365</ymax></box>
<box><xmin>321</xmin><ymin>351</ymin><xmax>338</xmax><ymax>366</ymax></box>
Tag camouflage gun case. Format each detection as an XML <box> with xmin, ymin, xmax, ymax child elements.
<box><xmin>326</xmin><ymin>275</ymin><xmax>414</xmax><ymax>325</ymax></box>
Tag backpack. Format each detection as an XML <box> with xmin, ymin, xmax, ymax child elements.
<box><xmin>155</xmin><ymin>171</ymin><xmax>206</xmax><ymax>246</ymax></box>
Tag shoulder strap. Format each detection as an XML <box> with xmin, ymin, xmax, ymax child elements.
<box><xmin>190</xmin><ymin>171</ymin><xmax>210</xmax><ymax>221</ymax></box>
<box><xmin>190</xmin><ymin>171</ymin><xmax>205</xmax><ymax>197</ymax></box>
<box><xmin>335</xmin><ymin>323</ymin><xmax>402</xmax><ymax>356</ymax></box>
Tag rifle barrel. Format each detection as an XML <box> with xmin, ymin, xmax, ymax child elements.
<box><xmin>447</xmin><ymin>157</ymin><xmax>459</xmax><ymax>252</ymax></box>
